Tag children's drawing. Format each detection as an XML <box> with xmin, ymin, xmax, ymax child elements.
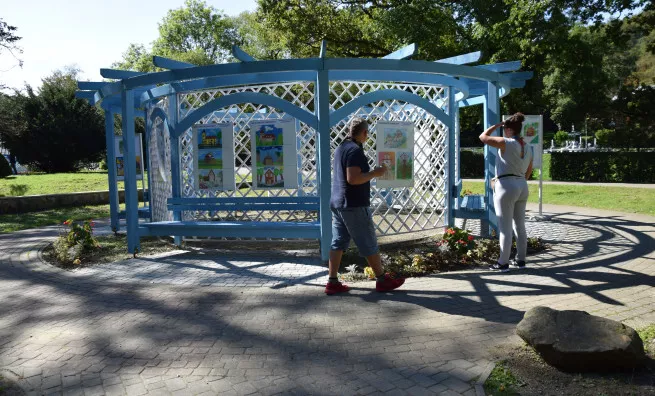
<box><xmin>256</xmin><ymin>146</ymin><xmax>284</xmax><ymax>167</ymax></box>
<box><xmin>116</xmin><ymin>157</ymin><xmax>124</xmax><ymax>177</ymax></box>
<box><xmin>377</xmin><ymin>152</ymin><xmax>396</xmax><ymax>180</ymax></box>
<box><xmin>256</xmin><ymin>166</ymin><xmax>285</xmax><ymax>188</ymax></box>
<box><xmin>383</xmin><ymin>128</ymin><xmax>409</xmax><ymax>149</ymax></box>
<box><xmin>198</xmin><ymin>149</ymin><xmax>223</xmax><ymax>169</ymax></box>
<box><xmin>198</xmin><ymin>169</ymin><xmax>224</xmax><ymax>189</ymax></box>
<box><xmin>198</xmin><ymin>127</ymin><xmax>222</xmax><ymax>149</ymax></box>
<box><xmin>396</xmin><ymin>151</ymin><xmax>413</xmax><ymax>180</ymax></box>
<box><xmin>255</xmin><ymin>124</ymin><xmax>284</xmax><ymax>147</ymax></box>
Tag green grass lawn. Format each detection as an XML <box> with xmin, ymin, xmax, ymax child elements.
<box><xmin>462</xmin><ymin>181</ymin><xmax>655</xmax><ymax>216</ymax></box>
<box><xmin>0</xmin><ymin>204</ymin><xmax>119</xmax><ymax>233</ymax></box>
<box><xmin>0</xmin><ymin>172</ymin><xmax>149</xmax><ymax>197</ymax></box>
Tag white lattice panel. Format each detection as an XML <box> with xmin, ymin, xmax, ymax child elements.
<box><xmin>148</xmin><ymin>102</ymin><xmax>173</xmax><ymax>222</ymax></box>
<box><xmin>149</xmin><ymin>80</ymin><xmax>450</xmax><ymax>237</ymax></box>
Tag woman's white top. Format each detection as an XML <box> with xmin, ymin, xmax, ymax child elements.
<box><xmin>495</xmin><ymin>138</ymin><xmax>533</xmax><ymax>177</ymax></box>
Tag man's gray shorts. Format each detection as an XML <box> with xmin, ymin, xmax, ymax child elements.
<box><xmin>330</xmin><ymin>207</ymin><xmax>379</xmax><ymax>257</ymax></box>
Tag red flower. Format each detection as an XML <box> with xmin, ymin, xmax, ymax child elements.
<box><xmin>468</xmin><ymin>235</ymin><xmax>474</xmax><ymax>241</ymax></box>
<box><xmin>458</xmin><ymin>239</ymin><xmax>465</xmax><ymax>244</ymax></box>
<box><xmin>63</xmin><ymin>220</ymin><xmax>71</xmax><ymax>225</ymax></box>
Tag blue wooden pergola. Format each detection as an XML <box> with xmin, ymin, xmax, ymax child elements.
<box><xmin>76</xmin><ymin>43</ymin><xmax>532</xmax><ymax>261</ymax></box>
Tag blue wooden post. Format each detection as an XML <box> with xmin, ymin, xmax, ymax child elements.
<box><xmin>447</xmin><ymin>86</ymin><xmax>456</xmax><ymax>228</ymax></box>
<box><xmin>483</xmin><ymin>82</ymin><xmax>500</xmax><ymax>237</ymax></box>
<box><xmin>168</xmin><ymin>94</ymin><xmax>182</xmax><ymax>246</ymax></box>
<box><xmin>122</xmin><ymin>89</ymin><xmax>140</xmax><ymax>253</ymax></box>
<box><xmin>104</xmin><ymin>108</ymin><xmax>119</xmax><ymax>232</ymax></box>
<box><xmin>144</xmin><ymin>109</ymin><xmax>153</xmax><ymax>220</ymax></box>
<box><xmin>316</xmin><ymin>68</ymin><xmax>331</xmax><ymax>262</ymax></box>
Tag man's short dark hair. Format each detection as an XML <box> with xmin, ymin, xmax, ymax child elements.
<box><xmin>349</xmin><ymin>117</ymin><xmax>369</xmax><ymax>139</ymax></box>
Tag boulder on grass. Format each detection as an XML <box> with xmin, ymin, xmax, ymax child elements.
<box><xmin>516</xmin><ymin>306</ymin><xmax>646</xmax><ymax>372</ymax></box>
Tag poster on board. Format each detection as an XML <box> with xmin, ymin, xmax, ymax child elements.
<box><xmin>114</xmin><ymin>135</ymin><xmax>144</xmax><ymax>181</ymax></box>
<box><xmin>249</xmin><ymin>119</ymin><xmax>298</xmax><ymax>189</ymax></box>
<box><xmin>193</xmin><ymin>123</ymin><xmax>235</xmax><ymax>191</ymax></box>
<box><xmin>375</xmin><ymin>121</ymin><xmax>415</xmax><ymax>188</ymax></box>
<box><xmin>503</xmin><ymin>114</ymin><xmax>543</xmax><ymax>168</ymax></box>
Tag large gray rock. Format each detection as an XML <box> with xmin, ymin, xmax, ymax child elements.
<box><xmin>516</xmin><ymin>306</ymin><xmax>646</xmax><ymax>372</ymax></box>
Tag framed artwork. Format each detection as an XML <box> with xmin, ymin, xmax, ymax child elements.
<box><xmin>375</xmin><ymin>121</ymin><xmax>415</xmax><ymax>188</ymax></box>
<box><xmin>249</xmin><ymin>119</ymin><xmax>298</xmax><ymax>189</ymax></box>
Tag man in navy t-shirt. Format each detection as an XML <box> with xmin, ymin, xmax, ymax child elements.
<box><xmin>325</xmin><ymin>117</ymin><xmax>405</xmax><ymax>295</ymax></box>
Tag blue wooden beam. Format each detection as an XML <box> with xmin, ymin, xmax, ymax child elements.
<box><xmin>77</xmin><ymin>81</ymin><xmax>108</xmax><ymax>90</ymax></box>
<box><xmin>382</xmin><ymin>43</ymin><xmax>417</xmax><ymax>60</ymax></box>
<box><xmin>100</xmin><ymin>68</ymin><xmax>147</xmax><ymax>79</ymax></box>
<box><xmin>434</xmin><ymin>51</ymin><xmax>481</xmax><ymax>65</ymax></box>
<box><xmin>476</xmin><ymin>61</ymin><xmax>522</xmax><ymax>73</ymax></box>
<box><xmin>152</xmin><ymin>55</ymin><xmax>195</xmax><ymax>70</ymax></box>
<box><xmin>232</xmin><ymin>45</ymin><xmax>256</xmax><ymax>62</ymax></box>
<box><xmin>503</xmin><ymin>71</ymin><xmax>533</xmax><ymax>81</ymax></box>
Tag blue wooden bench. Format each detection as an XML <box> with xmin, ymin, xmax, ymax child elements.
<box><xmin>452</xmin><ymin>180</ymin><xmax>489</xmax><ymax>234</ymax></box>
<box><xmin>140</xmin><ymin>196</ymin><xmax>321</xmax><ymax>239</ymax></box>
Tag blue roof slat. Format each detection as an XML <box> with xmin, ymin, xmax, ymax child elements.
<box><xmin>434</xmin><ymin>51</ymin><xmax>482</xmax><ymax>65</ymax></box>
<box><xmin>152</xmin><ymin>56</ymin><xmax>195</xmax><ymax>70</ymax></box>
<box><xmin>231</xmin><ymin>45</ymin><xmax>256</xmax><ymax>62</ymax></box>
<box><xmin>100</xmin><ymin>68</ymin><xmax>147</xmax><ymax>79</ymax></box>
<box><xmin>475</xmin><ymin>61</ymin><xmax>522</xmax><ymax>72</ymax></box>
<box><xmin>382</xmin><ymin>44</ymin><xmax>417</xmax><ymax>60</ymax></box>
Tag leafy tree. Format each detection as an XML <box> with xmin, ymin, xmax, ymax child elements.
<box><xmin>0</xmin><ymin>18</ymin><xmax>22</xmax><ymax>89</ymax></box>
<box><xmin>0</xmin><ymin>68</ymin><xmax>105</xmax><ymax>172</ymax></box>
<box><xmin>594</xmin><ymin>129</ymin><xmax>615</xmax><ymax>147</ymax></box>
<box><xmin>611</xmin><ymin>84</ymin><xmax>655</xmax><ymax>150</ymax></box>
<box><xmin>114</xmin><ymin>0</ymin><xmax>239</xmax><ymax>71</ymax></box>
<box><xmin>554</xmin><ymin>131</ymin><xmax>570</xmax><ymax>147</ymax></box>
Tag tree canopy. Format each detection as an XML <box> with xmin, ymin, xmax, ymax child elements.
<box><xmin>0</xmin><ymin>68</ymin><xmax>105</xmax><ymax>172</ymax></box>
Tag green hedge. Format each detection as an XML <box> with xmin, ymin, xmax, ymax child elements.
<box><xmin>550</xmin><ymin>151</ymin><xmax>655</xmax><ymax>183</ymax></box>
<box><xmin>460</xmin><ymin>150</ymin><xmax>485</xmax><ymax>178</ymax></box>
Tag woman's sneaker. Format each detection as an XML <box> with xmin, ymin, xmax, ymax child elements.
<box><xmin>510</xmin><ymin>260</ymin><xmax>526</xmax><ymax>269</ymax></box>
<box><xmin>489</xmin><ymin>263</ymin><xmax>510</xmax><ymax>272</ymax></box>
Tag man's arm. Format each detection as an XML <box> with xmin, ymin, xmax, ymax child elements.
<box><xmin>347</xmin><ymin>165</ymin><xmax>385</xmax><ymax>185</ymax></box>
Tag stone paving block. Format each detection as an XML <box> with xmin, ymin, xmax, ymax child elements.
<box><xmin>441</xmin><ymin>377</ymin><xmax>472</xmax><ymax>394</ymax></box>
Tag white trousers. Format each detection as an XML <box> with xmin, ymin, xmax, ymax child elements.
<box><xmin>493</xmin><ymin>177</ymin><xmax>529</xmax><ymax>265</ymax></box>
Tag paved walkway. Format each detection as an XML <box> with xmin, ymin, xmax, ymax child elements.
<box><xmin>1</xmin><ymin>204</ymin><xmax>654</xmax><ymax>396</ymax></box>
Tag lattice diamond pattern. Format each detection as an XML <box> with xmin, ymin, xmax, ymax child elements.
<box><xmin>149</xmin><ymin>80</ymin><xmax>450</xmax><ymax>237</ymax></box>
<box><xmin>148</xmin><ymin>103</ymin><xmax>173</xmax><ymax>222</ymax></box>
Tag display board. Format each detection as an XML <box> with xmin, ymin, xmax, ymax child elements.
<box><xmin>249</xmin><ymin>119</ymin><xmax>298</xmax><ymax>189</ymax></box>
<box><xmin>375</xmin><ymin>121</ymin><xmax>415</xmax><ymax>188</ymax></box>
<box><xmin>503</xmin><ymin>114</ymin><xmax>543</xmax><ymax>168</ymax></box>
<box><xmin>193</xmin><ymin>123</ymin><xmax>235</xmax><ymax>191</ymax></box>
<box><xmin>114</xmin><ymin>135</ymin><xmax>144</xmax><ymax>181</ymax></box>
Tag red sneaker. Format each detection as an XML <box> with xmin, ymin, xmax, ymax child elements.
<box><xmin>325</xmin><ymin>281</ymin><xmax>350</xmax><ymax>295</ymax></box>
<box><xmin>376</xmin><ymin>274</ymin><xmax>405</xmax><ymax>292</ymax></box>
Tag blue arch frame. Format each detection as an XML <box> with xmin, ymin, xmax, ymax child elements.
<box><xmin>329</xmin><ymin>89</ymin><xmax>452</xmax><ymax>130</ymax></box>
<box><xmin>173</xmin><ymin>92</ymin><xmax>318</xmax><ymax>137</ymax></box>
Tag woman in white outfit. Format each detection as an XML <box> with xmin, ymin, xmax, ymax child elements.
<box><xmin>479</xmin><ymin>113</ymin><xmax>533</xmax><ymax>272</ymax></box>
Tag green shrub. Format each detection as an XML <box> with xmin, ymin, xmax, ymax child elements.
<box><xmin>0</xmin><ymin>155</ymin><xmax>12</xmax><ymax>178</ymax></box>
<box><xmin>594</xmin><ymin>129</ymin><xmax>615</xmax><ymax>147</ymax></box>
<box><xmin>53</xmin><ymin>219</ymin><xmax>100</xmax><ymax>264</ymax></box>
<box><xmin>460</xmin><ymin>150</ymin><xmax>485</xmax><ymax>178</ymax></box>
<box><xmin>554</xmin><ymin>130</ymin><xmax>569</xmax><ymax>146</ymax></box>
<box><xmin>551</xmin><ymin>151</ymin><xmax>655</xmax><ymax>182</ymax></box>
